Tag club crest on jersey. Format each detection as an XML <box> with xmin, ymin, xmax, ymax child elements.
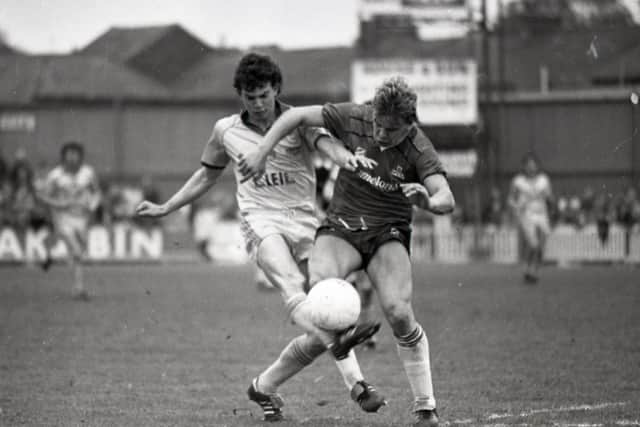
<box><xmin>391</xmin><ymin>165</ymin><xmax>405</xmax><ymax>180</ymax></box>
<box><xmin>355</xmin><ymin>147</ymin><xmax>366</xmax><ymax>157</ymax></box>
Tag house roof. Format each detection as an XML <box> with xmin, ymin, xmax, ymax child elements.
<box><xmin>172</xmin><ymin>46</ymin><xmax>355</xmax><ymax>101</ymax></box>
<box><xmin>2</xmin><ymin>24</ymin><xmax>640</xmax><ymax>106</ymax></box>
<box><xmin>81</xmin><ymin>25</ymin><xmax>176</xmax><ymax>63</ymax></box>
<box><xmin>0</xmin><ymin>54</ymin><xmax>171</xmax><ymax>105</ymax></box>
<box><xmin>0</xmin><ymin>40</ymin><xmax>19</xmax><ymax>55</ymax></box>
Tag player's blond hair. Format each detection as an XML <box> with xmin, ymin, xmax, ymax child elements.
<box><xmin>372</xmin><ymin>77</ymin><xmax>418</xmax><ymax>124</ymax></box>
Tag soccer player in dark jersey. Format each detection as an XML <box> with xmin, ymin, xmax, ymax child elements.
<box><xmin>239</xmin><ymin>77</ymin><xmax>455</xmax><ymax>427</ymax></box>
<box><xmin>137</xmin><ymin>53</ymin><xmax>383</xmax><ymax>421</ymax></box>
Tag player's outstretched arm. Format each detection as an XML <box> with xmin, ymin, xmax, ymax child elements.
<box><xmin>401</xmin><ymin>174</ymin><xmax>455</xmax><ymax>215</ymax></box>
<box><xmin>238</xmin><ymin>106</ymin><xmax>325</xmax><ymax>182</ymax></box>
<box><xmin>316</xmin><ymin>136</ymin><xmax>377</xmax><ymax>172</ymax></box>
<box><xmin>36</xmin><ymin>192</ymin><xmax>72</xmax><ymax>209</ymax></box>
<box><xmin>136</xmin><ymin>166</ymin><xmax>222</xmax><ymax>218</ymax></box>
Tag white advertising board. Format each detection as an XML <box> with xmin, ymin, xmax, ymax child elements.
<box><xmin>351</xmin><ymin>58</ymin><xmax>478</xmax><ymax>125</ymax></box>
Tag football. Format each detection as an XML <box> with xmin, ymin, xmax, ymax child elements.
<box><xmin>307</xmin><ymin>278</ymin><xmax>361</xmax><ymax>330</ymax></box>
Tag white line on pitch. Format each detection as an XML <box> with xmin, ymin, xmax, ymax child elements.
<box><xmin>486</xmin><ymin>401</ymin><xmax>628</xmax><ymax>420</ymax></box>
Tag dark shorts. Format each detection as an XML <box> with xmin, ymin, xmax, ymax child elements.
<box><xmin>315</xmin><ymin>219</ymin><xmax>411</xmax><ymax>268</ymax></box>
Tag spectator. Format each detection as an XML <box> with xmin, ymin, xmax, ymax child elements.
<box><xmin>0</xmin><ymin>155</ymin><xmax>11</xmax><ymax>226</ymax></box>
<box><xmin>482</xmin><ymin>186</ymin><xmax>506</xmax><ymax>228</ymax></box>
<box><xmin>616</xmin><ymin>186</ymin><xmax>640</xmax><ymax>230</ymax></box>
<box><xmin>133</xmin><ymin>174</ymin><xmax>162</xmax><ymax>228</ymax></box>
<box><xmin>8</xmin><ymin>159</ymin><xmax>48</xmax><ymax>230</ymax></box>
<box><xmin>593</xmin><ymin>192</ymin><xmax>616</xmax><ymax>244</ymax></box>
<box><xmin>580</xmin><ymin>186</ymin><xmax>595</xmax><ymax>225</ymax></box>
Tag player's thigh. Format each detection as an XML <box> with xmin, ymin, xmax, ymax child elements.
<box><xmin>536</xmin><ymin>215</ymin><xmax>551</xmax><ymax>244</ymax></box>
<box><xmin>308</xmin><ymin>234</ymin><xmax>362</xmax><ymax>286</ymax></box>
<box><xmin>54</xmin><ymin>218</ymin><xmax>86</xmax><ymax>258</ymax></box>
<box><xmin>366</xmin><ymin>241</ymin><xmax>415</xmax><ymax>332</ymax></box>
<box><xmin>257</xmin><ymin>234</ymin><xmax>306</xmax><ymax>298</ymax></box>
<box><xmin>519</xmin><ymin>216</ymin><xmax>539</xmax><ymax>248</ymax></box>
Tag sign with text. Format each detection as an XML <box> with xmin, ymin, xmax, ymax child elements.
<box><xmin>359</xmin><ymin>0</ymin><xmax>469</xmax><ymax>22</ymax></box>
<box><xmin>0</xmin><ymin>112</ymin><xmax>36</xmax><ymax>132</ymax></box>
<box><xmin>438</xmin><ymin>150</ymin><xmax>477</xmax><ymax>177</ymax></box>
<box><xmin>351</xmin><ymin>59</ymin><xmax>478</xmax><ymax>125</ymax></box>
<box><xmin>0</xmin><ymin>225</ymin><xmax>163</xmax><ymax>263</ymax></box>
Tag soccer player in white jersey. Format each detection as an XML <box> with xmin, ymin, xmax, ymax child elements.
<box><xmin>39</xmin><ymin>142</ymin><xmax>101</xmax><ymax>299</ymax></box>
<box><xmin>135</xmin><ymin>53</ymin><xmax>384</xmax><ymax>420</ymax></box>
<box><xmin>508</xmin><ymin>153</ymin><xmax>553</xmax><ymax>284</ymax></box>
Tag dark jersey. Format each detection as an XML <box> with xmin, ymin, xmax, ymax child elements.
<box><xmin>322</xmin><ymin>102</ymin><xmax>445</xmax><ymax>229</ymax></box>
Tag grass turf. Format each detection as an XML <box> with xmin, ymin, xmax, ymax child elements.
<box><xmin>1</xmin><ymin>262</ymin><xmax>639</xmax><ymax>426</ymax></box>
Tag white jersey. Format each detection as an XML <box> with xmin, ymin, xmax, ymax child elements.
<box><xmin>511</xmin><ymin>173</ymin><xmax>551</xmax><ymax>216</ymax></box>
<box><xmin>46</xmin><ymin>164</ymin><xmax>98</xmax><ymax>217</ymax></box>
<box><xmin>200</xmin><ymin>107</ymin><xmax>328</xmax><ymax>214</ymax></box>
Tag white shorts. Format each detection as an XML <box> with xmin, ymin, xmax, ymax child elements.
<box><xmin>51</xmin><ymin>212</ymin><xmax>90</xmax><ymax>256</ymax></box>
<box><xmin>239</xmin><ymin>208</ymin><xmax>319</xmax><ymax>263</ymax></box>
<box><xmin>52</xmin><ymin>213</ymin><xmax>89</xmax><ymax>239</ymax></box>
<box><xmin>519</xmin><ymin>212</ymin><xmax>550</xmax><ymax>248</ymax></box>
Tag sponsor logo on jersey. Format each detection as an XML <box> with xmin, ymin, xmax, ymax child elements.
<box><xmin>391</xmin><ymin>165</ymin><xmax>405</xmax><ymax>180</ymax></box>
<box><xmin>253</xmin><ymin>171</ymin><xmax>296</xmax><ymax>188</ymax></box>
<box><xmin>357</xmin><ymin>170</ymin><xmax>399</xmax><ymax>192</ymax></box>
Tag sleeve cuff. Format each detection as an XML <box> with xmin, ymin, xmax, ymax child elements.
<box><xmin>201</xmin><ymin>161</ymin><xmax>226</xmax><ymax>170</ymax></box>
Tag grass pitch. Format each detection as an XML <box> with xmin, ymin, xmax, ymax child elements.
<box><xmin>1</xmin><ymin>262</ymin><xmax>639</xmax><ymax>426</ymax></box>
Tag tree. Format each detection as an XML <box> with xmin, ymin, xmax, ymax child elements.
<box><xmin>499</xmin><ymin>0</ymin><xmax>636</xmax><ymax>33</ymax></box>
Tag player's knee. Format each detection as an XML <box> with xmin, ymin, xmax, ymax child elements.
<box><xmin>262</xmin><ymin>266</ymin><xmax>306</xmax><ymax>298</ymax></box>
<box><xmin>381</xmin><ymin>300</ymin><xmax>414</xmax><ymax>334</ymax></box>
<box><xmin>308</xmin><ymin>262</ymin><xmax>338</xmax><ymax>287</ymax></box>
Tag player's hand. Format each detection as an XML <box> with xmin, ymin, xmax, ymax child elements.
<box><xmin>343</xmin><ymin>154</ymin><xmax>378</xmax><ymax>172</ymax></box>
<box><xmin>237</xmin><ymin>150</ymin><xmax>268</xmax><ymax>183</ymax></box>
<box><xmin>135</xmin><ymin>200</ymin><xmax>168</xmax><ymax>217</ymax></box>
<box><xmin>400</xmin><ymin>183</ymin><xmax>430</xmax><ymax>209</ymax></box>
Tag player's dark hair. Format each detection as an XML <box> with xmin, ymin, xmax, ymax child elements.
<box><xmin>60</xmin><ymin>141</ymin><xmax>84</xmax><ymax>160</ymax></box>
<box><xmin>372</xmin><ymin>77</ymin><xmax>418</xmax><ymax>124</ymax></box>
<box><xmin>522</xmin><ymin>151</ymin><xmax>540</xmax><ymax>167</ymax></box>
<box><xmin>233</xmin><ymin>53</ymin><xmax>283</xmax><ymax>95</ymax></box>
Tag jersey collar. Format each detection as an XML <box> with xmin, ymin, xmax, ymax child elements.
<box><xmin>240</xmin><ymin>100</ymin><xmax>291</xmax><ymax>135</ymax></box>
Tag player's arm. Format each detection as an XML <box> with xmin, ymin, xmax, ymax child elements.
<box><xmin>83</xmin><ymin>170</ymin><xmax>102</xmax><ymax>212</ymax></box>
<box><xmin>136</xmin><ymin>166</ymin><xmax>223</xmax><ymax>218</ymax></box>
<box><xmin>315</xmin><ymin>136</ymin><xmax>377</xmax><ymax>172</ymax></box>
<box><xmin>507</xmin><ymin>180</ymin><xmax>521</xmax><ymax>213</ymax></box>
<box><xmin>36</xmin><ymin>178</ymin><xmax>72</xmax><ymax>209</ymax></box>
<box><xmin>37</xmin><ymin>192</ymin><xmax>72</xmax><ymax>209</ymax></box>
<box><xmin>238</xmin><ymin>106</ymin><xmax>325</xmax><ymax>181</ymax></box>
<box><xmin>400</xmin><ymin>174</ymin><xmax>455</xmax><ymax>215</ymax></box>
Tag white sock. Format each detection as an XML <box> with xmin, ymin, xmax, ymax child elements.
<box><xmin>73</xmin><ymin>263</ymin><xmax>84</xmax><ymax>291</ymax></box>
<box><xmin>285</xmin><ymin>293</ymin><xmax>365</xmax><ymax>390</ymax></box>
<box><xmin>334</xmin><ymin>350</ymin><xmax>364</xmax><ymax>389</ymax></box>
<box><xmin>258</xmin><ymin>334</ymin><xmax>324</xmax><ymax>393</ymax></box>
<box><xmin>396</xmin><ymin>324</ymin><xmax>436</xmax><ymax>411</ymax></box>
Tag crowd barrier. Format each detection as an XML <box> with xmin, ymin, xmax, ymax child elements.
<box><xmin>411</xmin><ymin>224</ymin><xmax>640</xmax><ymax>264</ymax></box>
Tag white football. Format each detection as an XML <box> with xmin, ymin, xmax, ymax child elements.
<box><xmin>307</xmin><ymin>278</ymin><xmax>361</xmax><ymax>331</ymax></box>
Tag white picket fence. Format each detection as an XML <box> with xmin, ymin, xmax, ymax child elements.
<box><xmin>411</xmin><ymin>224</ymin><xmax>640</xmax><ymax>264</ymax></box>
